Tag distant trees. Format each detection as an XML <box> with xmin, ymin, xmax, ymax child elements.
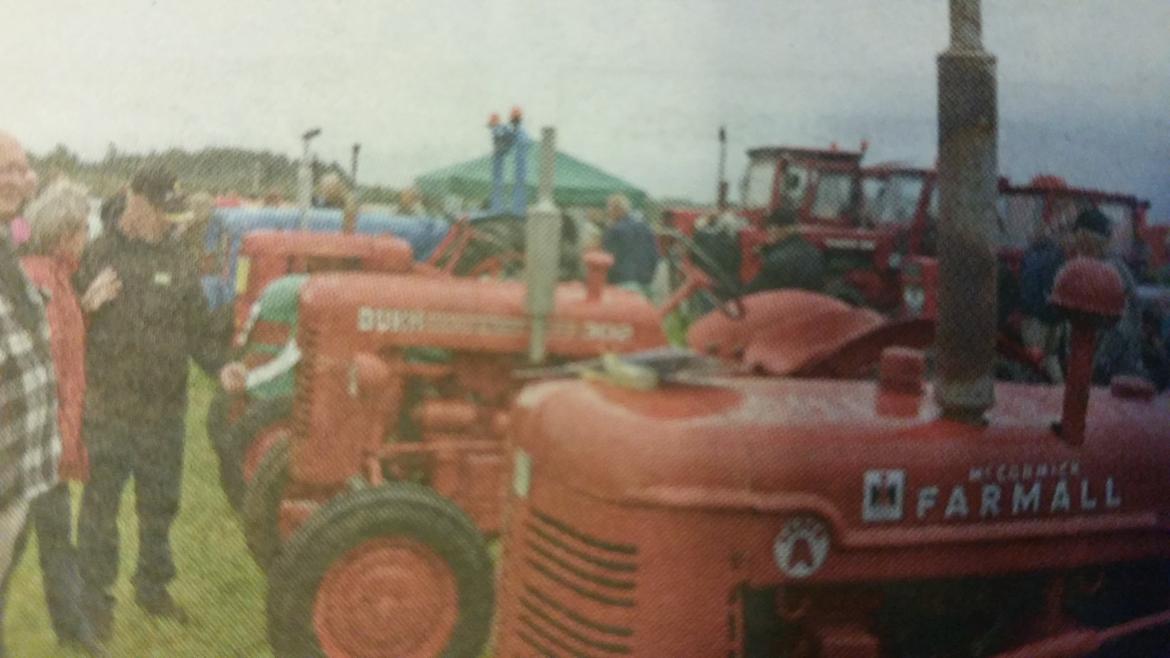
<box><xmin>27</xmin><ymin>145</ymin><xmax>400</xmax><ymax>203</ymax></box>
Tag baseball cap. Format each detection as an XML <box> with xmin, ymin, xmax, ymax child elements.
<box><xmin>131</xmin><ymin>161</ymin><xmax>192</xmax><ymax>222</ymax></box>
<box><xmin>1073</xmin><ymin>207</ymin><xmax>1112</xmax><ymax>239</ymax></box>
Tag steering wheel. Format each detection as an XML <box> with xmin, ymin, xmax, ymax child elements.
<box><xmin>657</xmin><ymin>226</ymin><xmax>746</xmax><ymax>319</ymax></box>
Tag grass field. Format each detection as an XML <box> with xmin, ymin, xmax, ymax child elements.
<box><xmin>7</xmin><ymin>369</ymin><xmax>272</xmax><ymax>657</ymax></box>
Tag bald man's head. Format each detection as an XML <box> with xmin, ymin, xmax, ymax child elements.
<box><xmin>0</xmin><ymin>132</ymin><xmax>38</xmax><ymax>222</ymax></box>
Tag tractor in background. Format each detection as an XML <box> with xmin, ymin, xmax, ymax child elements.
<box><xmin>664</xmin><ymin>145</ymin><xmax>937</xmax><ymax>313</ymax></box>
<box><xmin>492</xmin><ymin>3</ymin><xmax>1170</xmax><ymax>656</ymax></box>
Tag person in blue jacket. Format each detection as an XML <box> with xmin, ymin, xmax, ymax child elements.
<box><xmin>600</xmin><ymin>193</ymin><xmax>659</xmax><ymax>295</ymax></box>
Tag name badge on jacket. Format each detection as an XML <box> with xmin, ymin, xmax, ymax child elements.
<box><xmin>153</xmin><ymin>271</ymin><xmax>172</xmax><ymax>286</ymax></box>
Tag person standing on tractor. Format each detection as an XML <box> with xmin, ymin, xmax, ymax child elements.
<box><xmin>601</xmin><ymin>193</ymin><xmax>659</xmax><ymax>295</ymax></box>
<box><xmin>745</xmin><ymin>206</ymin><xmax>826</xmax><ymax>294</ymax></box>
<box><xmin>1</xmin><ymin>179</ymin><xmax>118</xmax><ymax>658</ymax></box>
<box><xmin>74</xmin><ymin>162</ymin><xmax>247</xmax><ymax>637</ymax></box>
<box><xmin>396</xmin><ymin>185</ymin><xmax>427</xmax><ymax>216</ymax></box>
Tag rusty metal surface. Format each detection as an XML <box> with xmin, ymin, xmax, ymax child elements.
<box><xmin>935</xmin><ymin>0</ymin><xmax>999</xmax><ymax>421</ymax></box>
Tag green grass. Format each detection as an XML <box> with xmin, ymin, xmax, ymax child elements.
<box><xmin>7</xmin><ymin>369</ymin><xmax>272</xmax><ymax>657</ymax></box>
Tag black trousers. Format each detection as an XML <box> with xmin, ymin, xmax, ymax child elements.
<box><xmin>0</xmin><ymin>485</ymin><xmax>90</xmax><ymax>656</ymax></box>
<box><xmin>77</xmin><ymin>415</ymin><xmax>185</xmax><ymax>613</ymax></box>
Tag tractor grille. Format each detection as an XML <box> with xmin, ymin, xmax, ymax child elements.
<box><xmin>291</xmin><ymin>326</ymin><xmax>318</xmax><ymax>437</ymax></box>
<box><xmin>516</xmin><ymin>508</ymin><xmax>639</xmax><ymax>656</ymax></box>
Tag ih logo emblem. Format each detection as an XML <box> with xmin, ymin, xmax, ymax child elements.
<box><xmin>773</xmin><ymin>517</ymin><xmax>830</xmax><ymax>579</ymax></box>
<box><xmin>863</xmin><ymin>469</ymin><xmax>905</xmax><ymax>522</ymax></box>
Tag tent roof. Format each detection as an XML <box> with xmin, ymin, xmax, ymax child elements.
<box><xmin>415</xmin><ymin>148</ymin><xmax>648</xmax><ymax>209</ymax></box>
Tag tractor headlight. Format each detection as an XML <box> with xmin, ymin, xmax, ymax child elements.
<box><xmin>512</xmin><ymin>448</ymin><xmax>533</xmax><ymax>499</ymax></box>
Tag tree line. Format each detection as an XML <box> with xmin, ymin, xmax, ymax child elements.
<box><xmin>29</xmin><ymin>143</ymin><xmax>401</xmax><ymax>205</ymax></box>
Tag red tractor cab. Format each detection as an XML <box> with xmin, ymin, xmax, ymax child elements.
<box><xmin>793</xmin><ymin>165</ymin><xmax>938</xmax><ymax>312</ymax></box>
<box><xmin>664</xmin><ymin>144</ymin><xmax>868</xmax><ymax>292</ymax></box>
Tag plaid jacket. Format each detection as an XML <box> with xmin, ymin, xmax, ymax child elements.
<box><xmin>0</xmin><ymin>236</ymin><xmax>60</xmax><ymax>511</ymax></box>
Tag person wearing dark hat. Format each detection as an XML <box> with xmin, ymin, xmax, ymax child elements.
<box><xmin>745</xmin><ymin>206</ymin><xmax>826</xmax><ymax>294</ymax></box>
<box><xmin>74</xmin><ymin>161</ymin><xmax>246</xmax><ymax>637</ymax></box>
<box><xmin>1068</xmin><ymin>207</ymin><xmax>1145</xmax><ymax>384</ymax></box>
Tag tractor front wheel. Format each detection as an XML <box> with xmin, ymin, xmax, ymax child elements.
<box><xmin>266</xmin><ymin>483</ymin><xmax>494</xmax><ymax>658</ymax></box>
<box><xmin>241</xmin><ymin>435</ymin><xmax>290</xmax><ymax>571</ymax></box>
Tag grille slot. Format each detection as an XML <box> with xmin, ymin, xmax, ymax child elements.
<box><xmin>291</xmin><ymin>326</ymin><xmax>317</xmax><ymax>437</ymax></box>
<box><xmin>518</xmin><ymin>508</ymin><xmax>638</xmax><ymax>656</ymax></box>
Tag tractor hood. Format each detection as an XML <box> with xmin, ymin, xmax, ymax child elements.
<box><xmin>298</xmin><ymin>272</ymin><xmax>667</xmax><ymax>359</ymax></box>
<box><xmin>511</xmin><ymin>376</ymin><xmax>1170</xmax><ymax>541</ymax></box>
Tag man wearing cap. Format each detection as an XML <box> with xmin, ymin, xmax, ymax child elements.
<box><xmin>74</xmin><ymin>161</ymin><xmax>246</xmax><ymax>635</ymax></box>
<box><xmin>1068</xmin><ymin>207</ymin><xmax>1145</xmax><ymax>384</ymax></box>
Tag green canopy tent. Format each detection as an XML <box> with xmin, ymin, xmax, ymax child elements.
<box><xmin>415</xmin><ymin>148</ymin><xmax>648</xmax><ymax>210</ymax></box>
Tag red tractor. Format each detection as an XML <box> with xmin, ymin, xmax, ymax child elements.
<box><xmin>256</xmin><ymin>252</ymin><xmax>698</xmax><ymax>657</ymax></box>
<box><xmin>492</xmin><ymin>3</ymin><xmax>1170</xmax><ymax>656</ymax></box>
<box><xmin>666</xmin><ymin>143</ymin><xmax>868</xmax><ymax>286</ymax></box>
<box><xmin>666</xmin><ymin>147</ymin><xmax>939</xmax><ymax>313</ymax></box>
<box><xmin>209</xmin><ymin>220</ymin><xmax>535</xmax><ymax>513</ymax></box>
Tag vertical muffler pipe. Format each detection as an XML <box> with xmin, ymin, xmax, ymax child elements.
<box><xmin>936</xmin><ymin>0</ymin><xmax>998</xmax><ymax>423</ymax></box>
<box><xmin>526</xmin><ymin>126</ymin><xmax>561</xmax><ymax>364</ymax></box>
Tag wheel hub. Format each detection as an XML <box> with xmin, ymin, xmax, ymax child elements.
<box><xmin>313</xmin><ymin>537</ymin><xmax>458</xmax><ymax>658</ymax></box>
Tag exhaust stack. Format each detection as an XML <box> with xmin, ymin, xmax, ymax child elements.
<box><xmin>935</xmin><ymin>0</ymin><xmax>998</xmax><ymax>423</ymax></box>
<box><xmin>526</xmin><ymin>126</ymin><xmax>561</xmax><ymax>364</ymax></box>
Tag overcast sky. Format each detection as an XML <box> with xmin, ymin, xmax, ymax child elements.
<box><xmin>3</xmin><ymin>0</ymin><xmax>1167</xmax><ymax>213</ymax></box>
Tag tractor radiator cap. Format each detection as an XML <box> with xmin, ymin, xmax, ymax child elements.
<box><xmin>1049</xmin><ymin>257</ymin><xmax>1125</xmax><ymax>321</ymax></box>
<box><xmin>1110</xmin><ymin>375</ymin><xmax>1156</xmax><ymax>401</ymax></box>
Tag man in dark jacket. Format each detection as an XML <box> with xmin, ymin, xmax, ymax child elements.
<box><xmin>601</xmin><ymin>193</ymin><xmax>659</xmax><ymax>293</ymax></box>
<box><xmin>746</xmin><ymin>206</ymin><xmax>826</xmax><ymax>293</ymax></box>
<box><xmin>75</xmin><ymin>162</ymin><xmax>245</xmax><ymax>635</ymax></box>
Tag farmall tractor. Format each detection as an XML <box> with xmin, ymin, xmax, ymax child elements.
<box><xmin>493</xmin><ymin>4</ymin><xmax>1170</xmax><ymax>657</ymax></box>
<box><xmin>255</xmin><ymin>128</ymin><xmax>738</xmax><ymax>657</ymax></box>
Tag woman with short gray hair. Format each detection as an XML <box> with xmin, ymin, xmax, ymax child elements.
<box><xmin>0</xmin><ymin>178</ymin><xmax>118</xmax><ymax>656</ymax></box>
<box><xmin>22</xmin><ymin>179</ymin><xmax>91</xmax><ymax>257</ymax></box>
